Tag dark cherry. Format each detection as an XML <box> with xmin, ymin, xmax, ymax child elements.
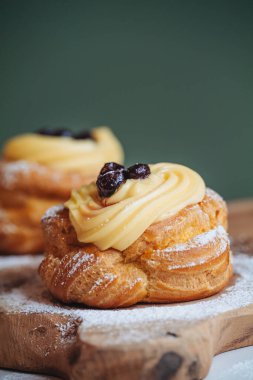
<box><xmin>96</xmin><ymin>162</ymin><xmax>151</xmax><ymax>198</ymax></box>
<box><xmin>73</xmin><ymin>130</ymin><xmax>94</xmax><ymax>140</ymax></box>
<box><xmin>36</xmin><ymin>127</ymin><xmax>72</xmax><ymax>137</ymax></box>
<box><xmin>127</xmin><ymin>163</ymin><xmax>151</xmax><ymax>179</ymax></box>
<box><xmin>99</xmin><ymin>162</ymin><xmax>125</xmax><ymax>175</ymax></box>
<box><xmin>96</xmin><ymin>170</ymin><xmax>127</xmax><ymax>197</ymax></box>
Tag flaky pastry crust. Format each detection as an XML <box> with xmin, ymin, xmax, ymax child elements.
<box><xmin>0</xmin><ymin>159</ymin><xmax>95</xmax><ymax>254</ymax></box>
<box><xmin>39</xmin><ymin>189</ymin><xmax>232</xmax><ymax>308</ymax></box>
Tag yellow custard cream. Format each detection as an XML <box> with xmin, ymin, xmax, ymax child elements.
<box><xmin>65</xmin><ymin>163</ymin><xmax>205</xmax><ymax>251</ymax></box>
<box><xmin>3</xmin><ymin>127</ymin><xmax>123</xmax><ymax>175</ymax></box>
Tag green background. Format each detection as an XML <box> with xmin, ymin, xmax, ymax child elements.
<box><xmin>1</xmin><ymin>0</ymin><xmax>252</xmax><ymax>200</ymax></box>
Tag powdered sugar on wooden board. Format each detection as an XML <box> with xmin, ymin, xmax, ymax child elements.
<box><xmin>0</xmin><ymin>369</ymin><xmax>60</xmax><ymax>380</ymax></box>
<box><xmin>0</xmin><ymin>253</ymin><xmax>253</xmax><ymax>334</ymax></box>
<box><xmin>78</xmin><ymin>253</ymin><xmax>253</xmax><ymax>331</ymax></box>
<box><xmin>0</xmin><ymin>255</ymin><xmax>42</xmax><ymax>270</ymax></box>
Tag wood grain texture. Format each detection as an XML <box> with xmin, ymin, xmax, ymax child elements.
<box><xmin>0</xmin><ymin>199</ymin><xmax>253</xmax><ymax>380</ymax></box>
<box><xmin>228</xmin><ymin>198</ymin><xmax>253</xmax><ymax>254</ymax></box>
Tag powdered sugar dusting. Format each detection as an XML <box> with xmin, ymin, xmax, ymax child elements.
<box><xmin>67</xmin><ymin>252</ymin><xmax>92</xmax><ymax>278</ymax></box>
<box><xmin>0</xmin><ymin>370</ymin><xmax>57</xmax><ymax>379</ymax></box>
<box><xmin>55</xmin><ymin>320</ymin><xmax>80</xmax><ymax>343</ymax></box>
<box><xmin>88</xmin><ymin>273</ymin><xmax>117</xmax><ymax>294</ymax></box>
<box><xmin>57</xmin><ymin>251</ymin><xmax>93</xmax><ymax>287</ymax></box>
<box><xmin>42</xmin><ymin>205</ymin><xmax>64</xmax><ymax>220</ymax></box>
<box><xmin>41</xmin><ymin>205</ymin><xmax>65</xmax><ymax>220</ymax></box>
<box><xmin>0</xmin><ymin>255</ymin><xmax>42</xmax><ymax>270</ymax></box>
<box><xmin>0</xmin><ymin>253</ymin><xmax>253</xmax><ymax>339</ymax></box>
<box><xmin>206</xmin><ymin>187</ymin><xmax>224</xmax><ymax>203</ymax></box>
<box><xmin>78</xmin><ymin>253</ymin><xmax>253</xmax><ymax>331</ymax></box>
<box><xmin>162</xmin><ymin>225</ymin><xmax>228</xmax><ymax>253</ymax></box>
<box><xmin>0</xmin><ymin>160</ymin><xmax>42</xmax><ymax>189</ymax></box>
<box><xmin>0</xmin><ymin>222</ymin><xmax>18</xmax><ymax>234</ymax></box>
<box><xmin>152</xmin><ymin>225</ymin><xmax>229</xmax><ymax>270</ymax></box>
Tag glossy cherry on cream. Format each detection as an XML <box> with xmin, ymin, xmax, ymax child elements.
<box><xmin>127</xmin><ymin>163</ymin><xmax>151</xmax><ymax>179</ymax></box>
<box><xmin>96</xmin><ymin>169</ymin><xmax>127</xmax><ymax>198</ymax></box>
<box><xmin>96</xmin><ymin>162</ymin><xmax>151</xmax><ymax>198</ymax></box>
<box><xmin>99</xmin><ymin>162</ymin><xmax>125</xmax><ymax>175</ymax></box>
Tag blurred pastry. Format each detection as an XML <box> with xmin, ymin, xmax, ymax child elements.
<box><xmin>0</xmin><ymin>127</ymin><xmax>123</xmax><ymax>254</ymax></box>
<box><xmin>39</xmin><ymin>162</ymin><xmax>232</xmax><ymax>308</ymax></box>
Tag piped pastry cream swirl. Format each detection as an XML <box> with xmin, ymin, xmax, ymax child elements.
<box><xmin>65</xmin><ymin>163</ymin><xmax>206</xmax><ymax>251</ymax></box>
<box><xmin>3</xmin><ymin>127</ymin><xmax>123</xmax><ymax>175</ymax></box>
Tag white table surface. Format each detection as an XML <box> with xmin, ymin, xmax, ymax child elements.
<box><xmin>0</xmin><ymin>346</ymin><xmax>253</xmax><ymax>379</ymax></box>
<box><xmin>205</xmin><ymin>346</ymin><xmax>253</xmax><ymax>380</ymax></box>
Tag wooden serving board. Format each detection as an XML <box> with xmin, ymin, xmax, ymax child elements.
<box><xmin>0</xmin><ymin>199</ymin><xmax>253</xmax><ymax>380</ymax></box>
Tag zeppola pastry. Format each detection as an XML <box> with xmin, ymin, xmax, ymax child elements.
<box><xmin>0</xmin><ymin>128</ymin><xmax>123</xmax><ymax>254</ymax></box>
<box><xmin>39</xmin><ymin>162</ymin><xmax>233</xmax><ymax>308</ymax></box>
